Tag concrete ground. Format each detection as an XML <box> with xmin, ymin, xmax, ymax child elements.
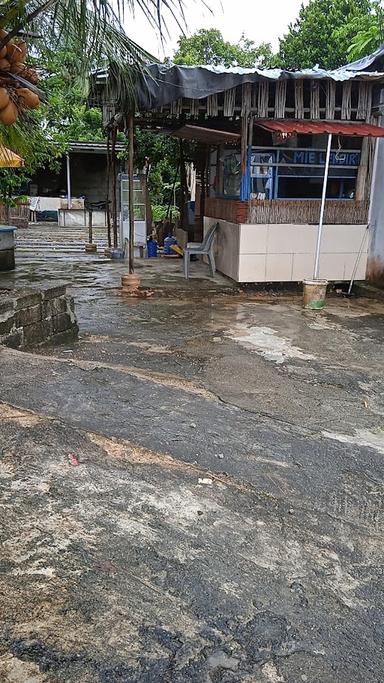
<box><xmin>1</xmin><ymin>224</ymin><xmax>384</xmax><ymax>682</ymax></box>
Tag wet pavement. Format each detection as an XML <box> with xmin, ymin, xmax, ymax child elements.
<box><xmin>1</xmin><ymin>224</ymin><xmax>384</xmax><ymax>682</ymax></box>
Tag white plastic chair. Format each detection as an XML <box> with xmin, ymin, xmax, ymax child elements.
<box><xmin>183</xmin><ymin>222</ymin><xmax>219</xmax><ymax>279</ymax></box>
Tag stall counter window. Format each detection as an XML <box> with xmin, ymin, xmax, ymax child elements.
<box><xmin>209</xmin><ymin>141</ymin><xmax>362</xmax><ymax>201</ymax></box>
<box><xmin>250</xmin><ymin>145</ymin><xmax>361</xmax><ymax>200</ymax></box>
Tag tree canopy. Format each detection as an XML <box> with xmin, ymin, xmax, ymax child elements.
<box><xmin>173</xmin><ymin>28</ymin><xmax>275</xmax><ymax>68</ymax></box>
<box><xmin>37</xmin><ymin>48</ymin><xmax>104</xmax><ymax>144</ymax></box>
<box><xmin>348</xmin><ymin>0</ymin><xmax>384</xmax><ymax>59</ymax></box>
<box><xmin>278</xmin><ymin>0</ymin><xmax>375</xmax><ymax>69</ymax></box>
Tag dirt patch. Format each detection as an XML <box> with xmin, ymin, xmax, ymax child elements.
<box><xmin>87</xmin><ymin>431</ymin><xmax>257</xmax><ymax>494</ymax></box>
<box><xmin>0</xmin><ymin>401</ymin><xmax>41</xmax><ymax>427</ymax></box>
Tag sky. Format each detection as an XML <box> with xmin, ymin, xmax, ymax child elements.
<box><xmin>125</xmin><ymin>0</ymin><xmax>309</xmax><ymax>60</ymax></box>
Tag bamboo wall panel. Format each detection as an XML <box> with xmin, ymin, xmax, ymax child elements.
<box><xmin>341</xmin><ymin>82</ymin><xmax>352</xmax><ymax>120</ymax></box>
<box><xmin>366</xmin><ymin>83</ymin><xmax>373</xmax><ymax>122</ymax></box>
<box><xmin>205</xmin><ymin>198</ymin><xmax>368</xmax><ymax>225</ymax></box>
<box><xmin>207</xmin><ymin>94</ymin><xmax>218</xmax><ymax>116</ymax></box>
<box><xmin>249</xmin><ymin>199</ymin><xmax>369</xmax><ymax>225</ymax></box>
<box><xmin>357</xmin><ymin>82</ymin><xmax>369</xmax><ymax>119</ymax></box>
<box><xmin>295</xmin><ymin>81</ymin><xmax>304</xmax><ymax>118</ymax></box>
<box><xmin>223</xmin><ymin>88</ymin><xmax>236</xmax><ymax>117</ymax></box>
<box><xmin>241</xmin><ymin>83</ymin><xmax>252</xmax><ymax>117</ymax></box>
<box><xmin>325</xmin><ymin>81</ymin><xmax>336</xmax><ymax>119</ymax></box>
<box><xmin>170</xmin><ymin>98</ymin><xmax>183</xmax><ymax>116</ymax></box>
<box><xmin>310</xmin><ymin>81</ymin><xmax>320</xmax><ymax>119</ymax></box>
<box><xmin>251</xmin><ymin>82</ymin><xmax>258</xmax><ymax>112</ymax></box>
<box><xmin>142</xmin><ymin>76</ymin><xmax>379</xmax><ymax>123</ymax></box>
<box><xmin>258</xmin><ymin>81</ymin><xmax>269</xmax><ymax>117</ymax></box>
<box><xmin>189</xmin><ymin>98</ymin><xmax>200</xmax><ymax>116</ymax></box>
<box><xmin>275</xmin><ymin>81</ymin><xmax>287</xmax><ymax>118</ymax></box>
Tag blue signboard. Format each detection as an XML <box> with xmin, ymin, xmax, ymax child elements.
<box><xmin>251</xmin><ymin>148</ymin><xmax>361</xmax><ymax>168</ymax></box>
<box><xmin>286</xmin><ymin>150</ymin><xmax>360</xmax><ymax>166</ymax></box>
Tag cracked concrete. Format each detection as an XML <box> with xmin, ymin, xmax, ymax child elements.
<box><xmin>1</xmin><ymin>225</ymin><xmax>384</xmax><ymax>682</ymax></box>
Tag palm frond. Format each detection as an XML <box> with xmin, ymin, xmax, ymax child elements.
<box><xmin>34</xmin><ymin>0</ymin><xmax>157</xmax><ymax>108</ymax></box>
<box><xmin>0</xmin><ymin>0</ymin><xmax>191</xmax><ymax>44</ymax></box>
<box><xmin>0</xmin><ymin>0</ymin><xmax>208</xmax><ymax>151</ymax></box>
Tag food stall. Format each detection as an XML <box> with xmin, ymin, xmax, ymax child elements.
<box><xmin>95</xmin><ymin>47</ymin><xmax>384</xmax><ymax>283</ymax></box>
<box><xmin>204</xmin><ymin>119</ymin><xmax>381</xmax><ymax>282</ymax></box>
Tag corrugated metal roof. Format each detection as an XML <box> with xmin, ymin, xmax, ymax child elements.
<box><xmin>68</xmin><ymin>141</ymin><xmax>125</xmax><ymax>154</ymax></box>
<box><xmin>256</xmin><ymin>120</ymin><xmax>384</xmax><ymax>137</ymax></box>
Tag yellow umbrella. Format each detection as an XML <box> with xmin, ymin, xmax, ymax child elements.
<box><xmin>0</xmin><ymin>145</ymin><xmax>24</xmax><ymax>167</ymax></box>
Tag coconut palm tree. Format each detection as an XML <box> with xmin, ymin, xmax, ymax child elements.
<box><xmin>0</xmin><ymin>0</ymin><xmax>190</xmax><ymax>145</ymax></box>
<box><xmin>0</xmin><ymin>0</ymin><xmax>187</xmax><ymax>84</ymax></box>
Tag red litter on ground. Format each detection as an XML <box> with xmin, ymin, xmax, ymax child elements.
<box><xmin>68</xmin><ymin>453</ymin><xmax>80</xmax><ymax>466</ymax></box>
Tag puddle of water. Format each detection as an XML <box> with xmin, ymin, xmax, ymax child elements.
<box><xmin>323</xmin><ymin>427</ymin><xmax>384</xmax><ymax>455</ymax></box>
<box><xmin>227</xmin><ymin>325</ymin><xmax>315</xmax><ymax>364</ymax></box>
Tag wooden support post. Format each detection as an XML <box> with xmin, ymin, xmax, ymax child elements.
<box><xmin>111</xmin><ymin>126</ymin><xmax>118</xmax><ymax>248</ymax></box>
<box><xmin>179</xmin><ymin>139</ymin><xmax>188</xmax><ymax>229</ymax></box>
<box><xmin>356</xmin><ymin>137</ymin><xmax>370</xmax><ymax>200</ymax></box>
<box><xmin>106</xmin><ymin>131</ymin><xmax>112</xmax><ymax>248</ymax></box>
<box><xmin>66</xmin><ymin>154</ymin><xmax>71</xmax><ymax>209</ymax></box>
<box><xmin>128</xmin><ymin>113</ymin><xmax>135</xmax><ymax>275</ymax></box>
<box><xmin>88</xmin><ymin>210</ymin><xmax>93</xmax><ymax>244</ymax></box>
<box><xmin>216</xmin><ymin>145</ymin><xmax>223</xmax><ymax>197</ymax></box>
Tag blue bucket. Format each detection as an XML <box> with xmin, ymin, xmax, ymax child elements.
<box><xmin>163</xmin><ymin>235</ymin><xmax>177</xmax><ymax>255</ymax></box>
<box><xmin>111</xmin><ymin>248</ymin><xmax>124</xmax><ymax>259</ymax></box>
<box><xmin>147</xmin><ymin>237</ymin><xmax>158</xmax><ymax>258</ymax></box>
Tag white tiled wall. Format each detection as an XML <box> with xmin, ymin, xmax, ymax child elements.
<box><xmin>238</xmin><ymin>254</ymin><xmax>266</xmax><ymax>281</ymax></box>
<box><xmin>265</xmin><ymin>253</ymin><xmax>294</xmax><ymax>281</ymax></box>
<box><xmin>204</xmin><ymin>219</ymin><xmax>369</xmax><ymax>283</ymax></box>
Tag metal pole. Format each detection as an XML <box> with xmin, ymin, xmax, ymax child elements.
<box><xmin>88</xmin><ymin>210</ymin><xmax>93</xmax><ymax>244</ymax></box>
<box><xmin>66</xmin><ymin>154</ymin><xmax>71</xmax><ymax>210</ymax></box>
<box><xmin>128</xmin><ymin>113</ymin><xmax>135</xmax><ymax>275</ymax></box>
<box><xmin>106</xmin><ymin>130</ymin><xmax>112</xmax><ymax>248</ymax></box>
<box><xmin>313</xmin><ymin>133</ymin><xmax>332</xmax><ymax>279</ymax></box>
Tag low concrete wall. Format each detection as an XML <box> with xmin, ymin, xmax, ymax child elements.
<box><xmin>0</xmin><ymin>284</ymin><xmax>78</xmax><ymax>348</ymax></box>
<box><xmin>204</xmin><ymin>218</ymin><xmax>368</xmax><ymax>283</ymax></box>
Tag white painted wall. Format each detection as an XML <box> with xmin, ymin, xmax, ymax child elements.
<box><xmin>204</xmin><ymin>218</ymin><xmax>368</xmax><ymax>283</ymax></box>
<box><xmin>58</xmin><ymin>210</ymin><xmax>107</xmax><ymax>228</ymax></box>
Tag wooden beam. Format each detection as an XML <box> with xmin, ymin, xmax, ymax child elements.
<box><xmin>356</xmin><ymin>137</ymin><xmax>370</xmax><ymax>201</ymax></box>
<box><xmin>128</xmin><ymin>114</ymin><xmax>135</xmax><ymax>274</ymax></box>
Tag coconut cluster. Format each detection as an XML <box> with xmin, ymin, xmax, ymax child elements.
<box><xmin>0</xmin><ymin>29</ymin><xmax>40</xmax><ymax>126</ymax></box>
